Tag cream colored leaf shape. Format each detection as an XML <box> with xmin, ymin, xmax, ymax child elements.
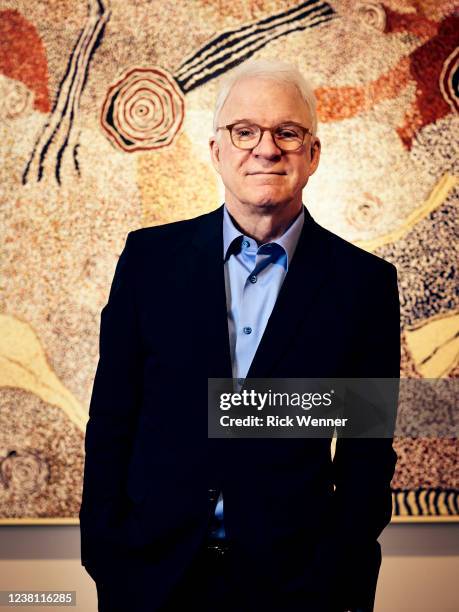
<box><xmin>354</xmin><ymin>174</ymin><xmax>458</xmax><ymax>252</ymax></box>
<box><xmin>0</xmin><ymin>314</ymin><xmax>88</xmax><ymax>431</ymax></box>
<box><xmin>405</xmin><ymin>311</ymin><xmax>459</xmax><ymax>378</ymax></box>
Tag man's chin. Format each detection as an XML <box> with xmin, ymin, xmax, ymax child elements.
<box><xmin>245</xmin><ymin>193</ymin><xmax>292</xmax><ymax>210</ymax></box>
<box><xmin>227</xmin><ymin>187</ymin><xmax>298</xmax><ymax>211</ymax></box>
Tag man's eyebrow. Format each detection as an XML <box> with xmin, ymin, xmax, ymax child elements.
<box><xmin>227</xmin><ymin>118</ymin><xmax>305</xmax><ymax>126</ymax></box>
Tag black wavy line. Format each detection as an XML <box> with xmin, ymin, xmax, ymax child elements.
<box><xmin>56</xmin><ymin>21</ymin><xmax>107</xmax><ymax>185</ymax></box>
<box><xmin>177</xmin><ymin>13</ymin><xmax>334</xmax><ymax>93</ymax></box>
<box><xmin>177</xmin><ymin>3</ymin><xmax>334</xmax><ymax>88</ymax></box>
<box><xmin>177</xmin><ymin>0</ymin><xmax>330</xmax><ymax>75</ymax></box>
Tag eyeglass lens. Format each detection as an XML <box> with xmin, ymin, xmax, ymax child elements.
<box><xmin>231</xmin><ymin>123</ymin><xmax>305</xmax><ymax>150</ymax></box>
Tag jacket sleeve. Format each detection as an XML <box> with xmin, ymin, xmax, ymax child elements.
<box><xmin>79</xmin><ymin>231</ymin><xmax>144</xmax><ymax>571</ymax></box>
<box><xmin>328</xmin><ymin>263</ymin><xmax>401</xmax><ymax>611</ymax></box>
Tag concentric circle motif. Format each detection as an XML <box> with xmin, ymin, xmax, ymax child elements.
<box><xmin>0</xmin><ymin>75</ymin><xmax>34</xmax><ymax>121</ymax></box>
<box><xmin>356</xmin><ymin>2</ymin><xmax>386</xmax><ymax>32</ymax></box>
<box><xmin>101</xmin><ymin>67</ymin><xmax>185</xmax><ymax>152</ymax></box>
<box><xmin>0</xmin><ymin>450</ymin><xmax>49</xmax><ymax>495</ymax></box>
<box><xmin>440</xmin><ymin>46</ymin><xmax>459</xmax><ymax>114</ymax></box>
<box><xmin>346</xmin><ymin>192</ymin><xmax>383</xmax><ymax>230</ymax></box>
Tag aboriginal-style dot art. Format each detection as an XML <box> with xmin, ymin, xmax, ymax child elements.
<box><xmin>100</xmin><ymin>67</ymin><xmax>185</xmax><ymax>152</ymax></box>
<box><xmin>173</xmin><ymin>0</ymin><xmax>336</xmax><ymax>93</ymax></box>
<box><xmin>0</xmin><ymin>0</ymin><xmax>457</xmax><ymax>522</ymax></box>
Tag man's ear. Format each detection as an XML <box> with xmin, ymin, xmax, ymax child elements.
<box><xmin>209</xmin><ymin>136</ymin><xmax>221</xmax><ymax>174</ymax></box>
<box><xmin>309</xmin><ymin>138</ymin><xmax>321</xmax><ymax>175</ymax></box>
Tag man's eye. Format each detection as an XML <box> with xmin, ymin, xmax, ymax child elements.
<box><xmin>277</xmin><ymin>129</ymin><xmax>300</xmax><ymax>139</ymax></box>
<box><xmin>234</xmin><ymin>127</ymin><xmax>257</xmax><ymax>138</ymax></box>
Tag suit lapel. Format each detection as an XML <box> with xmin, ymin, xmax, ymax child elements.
<box><xmin>188</xmin><ymin>205</ymin><xmax>233</xmax><ymax>379</ymax></box>
<box><xmin>187</xmin><ymin>204</ymin><xmax>335</xmax><ymax>381</ymax></box>
<box><xmin>246</xmin><ymin>206</ymin><xmax>334</xmax><ymax>379</ymax></box>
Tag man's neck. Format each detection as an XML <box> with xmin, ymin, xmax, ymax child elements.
<box><xmin>224</xmin><ymin>201</ymin><xmax>303</xmax><ymax>245</ymax></box>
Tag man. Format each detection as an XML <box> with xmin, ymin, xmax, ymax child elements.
<box><xmin>79</xmin><ymin>59</ymin><xmax>400</xmax><ymax>612</ymax></box>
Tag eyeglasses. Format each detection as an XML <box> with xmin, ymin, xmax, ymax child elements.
<box><xmin>216</xmin><ymin>122</ymin><xmax>313</xmax><ymax>152</ymax></box>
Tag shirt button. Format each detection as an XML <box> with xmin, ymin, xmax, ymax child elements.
<box><xmin>243</xmin><ymin>326</ymin><xmax>252</xmax><ymax>335</ymax></box>
<box><xmin>249</xmin><ymin>274</ymin><xmax>257</xmax><ymax>283</ymax></box>
<box><xmin>242</xmin><ymin>239</ymin><xmax>250</xmax><ymax>248</ymax></box>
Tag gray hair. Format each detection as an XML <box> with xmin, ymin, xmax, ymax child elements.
<box><xmin>212</xmin><ymin>59</ymin><xmax>318</xmax><ymax>138</ymax></box>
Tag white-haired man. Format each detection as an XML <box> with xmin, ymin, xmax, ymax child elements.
<box><xmin>80</xmin><ymin>59</ymin><xmax>400</xmax><ymax>612</ymax></box>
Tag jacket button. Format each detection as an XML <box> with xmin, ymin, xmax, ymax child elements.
<box><xmin>208</xmin><ymin>488</ymin><xmax>219</xmax><ymax>502</ymax></box>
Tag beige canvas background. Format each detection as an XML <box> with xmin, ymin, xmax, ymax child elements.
<box><xmin>0</xmin><ymin>0</ymin><xmax>457</xmax><ymax>522</ymax></box>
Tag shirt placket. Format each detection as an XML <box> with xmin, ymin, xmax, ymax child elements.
<box><xmin>234</xmin><ymin>240</ymin><xmax>277</xmax><ymax>382</ymax></box>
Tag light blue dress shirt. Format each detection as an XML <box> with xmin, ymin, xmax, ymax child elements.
<box><xmin>210</xmin><ymin>203</ymin><xmax>305</xmax><ymax>540</ymax></box>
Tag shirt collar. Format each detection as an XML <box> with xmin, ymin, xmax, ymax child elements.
<box><xmin>223</xmin><ymin>204</ymin><xmax>305</xmax><ymax>269</ymax></box>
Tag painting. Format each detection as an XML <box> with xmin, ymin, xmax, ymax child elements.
<box><xmin>0</xmin><ymin>0</ymin><xmax>457</xmax><ymax>522</ymax></box>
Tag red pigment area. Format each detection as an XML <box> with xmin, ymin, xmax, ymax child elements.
<box><xmin>391</xmin><ymin>12</ymin><xmax>459</xmax><ymax>149</ymax></box>
<box><xmin>0</xmin><ymin>9</ymin><xmax>51</xmax><ymax>113</ymax></box>
<box><xmin>315</xmin><ymin>8</ymin><xmax>457</xmax><ymax>150</ymax></box>
<box><xmin>315</xmin><ymin>57</ymin><xmax>411</xmax><ymax>123</ymax></box>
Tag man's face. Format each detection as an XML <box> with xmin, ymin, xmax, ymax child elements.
<box><xmin>209</xmin><ymin>77</ymin><xmax>320</xmax><ymax>215</ymax></box>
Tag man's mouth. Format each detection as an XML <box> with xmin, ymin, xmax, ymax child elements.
<box><xmin>247</xmin><ymin>172</ymin><xmax>286</xmax><ymax>175</ymax></box>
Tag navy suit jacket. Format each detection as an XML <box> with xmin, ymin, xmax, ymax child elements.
<box><xmin>79</xmin><ymin>204</ymin><xmax>400</xmax><ymax>611</ymax></box>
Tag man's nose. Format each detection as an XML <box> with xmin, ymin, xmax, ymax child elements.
<box><xmin>252</xmin><ymin>129</ymin><xmax>281</xmax><ymax>157</ymax></box>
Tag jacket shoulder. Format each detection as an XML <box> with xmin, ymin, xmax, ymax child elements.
<box><xmin>128</xmin><ymin>214</ymin><xmax>200</xmax><ymax>244</ymax></box>
<box><xmin>124</xmin><ymin>208</ymin><xmax>219</xmax><ymax>255</ymax></box>
<box><xmin>315</xmin><ymin>222</ymin><xmax>397</xmax><ymax>278</ymax></box>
